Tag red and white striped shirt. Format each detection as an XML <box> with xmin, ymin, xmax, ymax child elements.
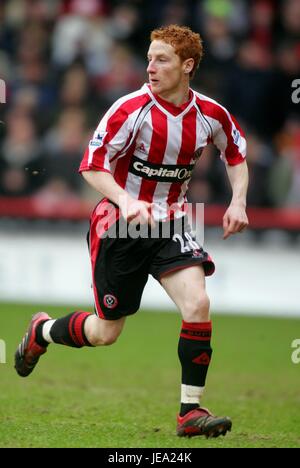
<box><xmin>79</xmin><ymin>83</ymin><xmax>246</xmax><ymax>220</ymax></box>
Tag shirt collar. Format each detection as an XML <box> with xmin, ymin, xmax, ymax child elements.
<box><xmin>146</xmin><ymin>84</ymin><xmax>193</xmax><ymax>116</ymax></box>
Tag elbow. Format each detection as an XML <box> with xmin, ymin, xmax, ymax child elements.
<box><xmin>80</xmin><ymin>171</ymin><xmax>88</xmax><ymax>180</ymax></box>
<box><xmin>81</xmin><ymin>170</ymin><xmax>90</xmax><ymax>181</ymax></box>
<box><xmin>81</xmin><ymin>170</ymin><xmax>97</xmax><ymax>184</ymax></box>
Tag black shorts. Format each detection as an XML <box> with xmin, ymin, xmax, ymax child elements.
<box><xmin>88</xmin><ymin>199</ymin><xmax>215</xmax><ymax>320</ymax></box>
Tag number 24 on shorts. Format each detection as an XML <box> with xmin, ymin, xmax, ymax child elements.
<box><xmin>173</xmin><ymin>232</ymin><xmax>200</xmax><ymax>253</ymax></box>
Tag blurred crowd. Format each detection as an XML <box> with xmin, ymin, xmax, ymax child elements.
<box><xmin>0</xmin><ymin>0</ymin><xmax>300</xmax><ymax>208</ymax></box>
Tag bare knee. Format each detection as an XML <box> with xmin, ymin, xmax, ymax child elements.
<box><xmin>84</xmin><ymin>315</ymin><xmax>125</xmax><ymax>347</ymax></box>
<box><xmin>89</xmin><ymin>330</ymin><xmax>119</xmax><ymax>346</ymax></box>
<box><xmin>182</xmin><ymin>293</ymin><xmax>210</xmax><ymax>322</ymax></box>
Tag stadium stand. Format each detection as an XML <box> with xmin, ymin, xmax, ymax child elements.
<box><xmin>0</xmin><ymin>0</ymin><xmax>300</xmax><ymax>226</ymax></box>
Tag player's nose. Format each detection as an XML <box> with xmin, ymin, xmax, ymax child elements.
<box><xmin>147</xmin><ymin>60</ymin><xmax>156</xmax><ymax>74</ymax></box>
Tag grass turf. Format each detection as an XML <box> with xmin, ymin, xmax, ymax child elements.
<box><xmin>0</xmin><ymin>302</ymin><xmax>299</xmax><ymax>448</ymax></box>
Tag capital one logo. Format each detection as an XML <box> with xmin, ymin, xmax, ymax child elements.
<box><xmin>291</xmin><ymin>79</ymin><xmax>300</xmax><ymax>104</ymax></box>
<box><xmin>291</xmin><ymin>339</ymin><xmax>300</xmax><ymax>364</ymax></box>
<box><xmin>0</xmin><ymin>79</ymin><xmax>6</xmax><ymax>103</ymax></box>
<box><xmin>0</xmin><ymin>339</ymin><xmax>6</xmax><ymax>364</ymax></box>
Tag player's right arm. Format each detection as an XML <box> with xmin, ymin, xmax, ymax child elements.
<box><xmin>81</xmin><ymin>170</ymin><xmax>154</xmax><ymax>226</ymax></box>
<box><xmin>79</xmin><ymin>93</ymin><xmax>154</xmax><ymax>226</ymax></box>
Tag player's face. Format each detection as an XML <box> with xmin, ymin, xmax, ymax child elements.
<box><xmin>147</xmin><ymin>40</ymin><xmax>190</xmax><ymax>98</ymax></box>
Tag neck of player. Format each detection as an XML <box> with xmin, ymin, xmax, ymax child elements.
<box><xmin>157</xmin><ymin>81</ymin><xmax>190</xmax><ymax>107</ymax></box>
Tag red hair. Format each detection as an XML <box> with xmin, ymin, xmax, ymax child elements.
<box><xmin>150</xmin><ymin>25</ymin><xmax>203</xmax><ymax>79</ymax></box>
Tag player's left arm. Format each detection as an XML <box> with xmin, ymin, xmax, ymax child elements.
<box><xmin>208</xmin><ymin>100</ymin><xmax>249</xmax><ymax>240</ymax></box>
<box><xmin>223</xmin><ymin>160</ymin><xmax>249</xmax><ymax>240</ymax></box>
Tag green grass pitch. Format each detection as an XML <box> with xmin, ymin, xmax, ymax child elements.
<box><xmin>0</xmin><ymin>302</ymin><xmax>299</xmax><ymax>448</ymax></box>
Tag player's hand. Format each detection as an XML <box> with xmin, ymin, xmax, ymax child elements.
<box><xmin>119</xmin><ymin>196</ymin><xmax>155</xmax><ymax>228</ymax></box>
<box><xmin>223</xmin><ymin>204</ymin><xmax>248</xmax><ymax>240</ymax></box>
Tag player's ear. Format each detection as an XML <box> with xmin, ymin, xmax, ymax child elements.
<box><xmin>183</xmin><ymin>58</ymin><xmax>194</xmax><ymax>75</ymax></box>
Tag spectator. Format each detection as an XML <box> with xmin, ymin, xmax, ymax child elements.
<box><xmin>0</xmin><ymin>110</ymin><xmax>45</xmax><ymax>196</ymax></box>
<box><xmin>42</xmin><ymin>107</ymin><xmax>87</xmax><ymax>191</ymax></box>
<box><xmin>270</xmin><ymin>118</ymin><xmax>300</xmax><ymax>206</ymax></box>
<box><xmin>0</xmin><ymin>0</ymin><xmax>299</xmax><ymax>210</ymax></box>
